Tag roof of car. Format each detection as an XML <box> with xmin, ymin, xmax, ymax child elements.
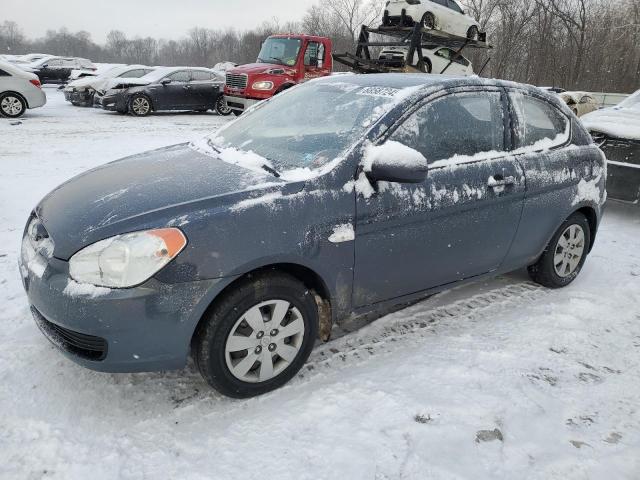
<box><xmin>320</xmin><ymin>73</ymin><xmax>537</xmax><ymax>92</ymax></box>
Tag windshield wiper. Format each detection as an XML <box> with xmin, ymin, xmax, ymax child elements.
<box><xmin>261</xmin><ymin>164</ymin><xmax>281</xmax><ymax>178</ymax></box>
<box><xmin>206</xmin><ymin>138</ymin><xmax>221</xmax><ymax>154</ymax></box>
<box><xmin>268</xmin><ymin>57</ymin><xmax>287</xmax><ymax>66</ymax></box>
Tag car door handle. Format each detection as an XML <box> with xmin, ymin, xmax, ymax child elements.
<box><xmin>183</xmin><ymin>85</ymin><xmax>192</xmax><ymax>90</ymax></box>
<box><xmin>488</xmin><ymin>175</ymin><xmax>515</xmax><ymax>188</ymax></box>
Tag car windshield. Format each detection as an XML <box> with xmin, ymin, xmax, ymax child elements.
<box><xmin>617</xmin><ymin>90</ymin><xmax>640</xmax><ymax>110</ymax></box>
<box><xmin>257</xmin><ymin>38</ymin><xmax>302</xmax><ymax>66</ymax></box>
<box><xmin>210</xmin><ymin>81</ymin><xmax>408</xmax><ymax>171</ymax></box>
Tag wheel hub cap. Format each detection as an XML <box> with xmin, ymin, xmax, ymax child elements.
<box><xmin>1</xmin><ymin>96</ymin><xmax>22</xmax><ymax>115</ymax></box>
<box><xmin>553</xmin><ymin>224</ymin><xmax>585</xmax><ymax>278</ymax></box>
<box><xmin>225</xmin><ymin>300</ymin><xmax>305</xmax><ymax>383</ymax></box>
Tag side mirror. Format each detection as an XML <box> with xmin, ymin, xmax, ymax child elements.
<box><xmin>42</xmin><ymin>64</ymin><xmax>49</xmax><ymax>68</ymax></box>
<box><xmin>366</xmin><ymin>153</ymin><xmax>428</xmax><ymax>184</ymax></box>
<box><xmin>161</xmin><ymin>78</ymin><xmax>172</xmax><ymax>85</ymax></box>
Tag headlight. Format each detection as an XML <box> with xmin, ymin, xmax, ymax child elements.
<box><xmin>252</xmin><ymin>81</ymin><xmax>274</xmax><ymax>91</ymax></box>
<box><xmin>69</xmin><ymin>228</ymin><xmax>187</xmax><ymax>288</ymax></box>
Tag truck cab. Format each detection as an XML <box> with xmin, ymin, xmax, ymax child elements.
<box><xmin>224</xmin><ymin>34</ymin><xmax>332</xmax><ymax>114</ymax></box>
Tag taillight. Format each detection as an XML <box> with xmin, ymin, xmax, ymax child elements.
<box><xmin>30</xmin><ymin>79</ymin><xmax>41</xmax><ymax>88</ymax></box>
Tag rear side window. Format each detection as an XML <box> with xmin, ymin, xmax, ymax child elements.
<box><xmin>447</xmin><ymin>0</ymin><xmax>463</xmax><ymax>12</ymax></box>
<box><xmin>191</xmin><ymin>70</ymin><xmax>214</xmax><ymax>81</ymax></box>
<box><xmin>390</xmin><ymin>91</ymin><xmax>505</xmax><ymax>164</ymax></box>
<box><xmin>510</xmin><ymin>92</ymin><xmax>570</xmax><ymax>149</ymax></box>
<box><xmin>119</xmin><ymin>69</ymin><xmax>143</xmax><ymax>78</ymax></box>
<box><xmin>0</xmin><ymin>68</ymin><xmax>10</xmax><ymax>77</ymax></box>
<box><xmin>167</xmin><ymin>70</ymin><xmax>191</xmax><ymax>82</ymax></box>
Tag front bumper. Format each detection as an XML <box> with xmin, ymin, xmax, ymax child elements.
<box><xmin>223</xmin><ymin>95</ymin><xmax>262</xmax><ymax>113</ymax></box>
<box><xmin>20</xmin><ymin>245</ymin><xmax>229</xmax><ymax>373</ymax></box>
<box><xmin>96</xmin><ymin>92</ymin><xmax>127</xmax><ymax>112</ymax></box>
<box><xmin>64</xmin><ymin>89</ymin><xmax>94</xmax><ymax>106</ymax></box>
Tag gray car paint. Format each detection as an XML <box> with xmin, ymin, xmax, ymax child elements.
<box><xmin>20</xmin><ymin>74</ymin><xmax>606</xmax><ymax>372</ymax></box>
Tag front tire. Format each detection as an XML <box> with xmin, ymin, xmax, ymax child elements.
<box><xmin>528</xmin><ymin>212</ymin><xmax>591</xmax><ymax>288</ymax></box>
<box><xmin>0</xmin><ymin>93</ymin><xmax>26</xmax><ymax>118</ymax></box>
<box><xmin>193</xmin><ymin>272</ymin><xmax>319</xmax><ymax>398</ymax></box>
<box><xmin>421</xmin><ymin>12</ymin><xmax>436</xmax><ymax>30</ymax></box>
<box><xmin>129</xmin><ymin>94</ymin><xmax>152</xmax><ymax>116</ymax></box>
<box><xmin>467</xmin><ymin>26</ymin><xmax>480</xmax><ymax>40</ymax></box>
<box><xmin>215</xmin><ymin>95</ymin><xmax>232</xmax><ymax>116</ymax></box>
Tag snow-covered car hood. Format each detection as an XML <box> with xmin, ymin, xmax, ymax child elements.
<box><xmin>581</xmin><ymin>107</ymin><xmax>640</xmax><ymax>141</ymax></box>
<box><xmin>66</xmin><ymin>76</ymin><xmax>105</xmax><ymax>91</ymax></box>
<box><xmin>35</xmin><ymin>143</ymin><xmax>287</xmax><ymax>259</ymax></box>
<box><xmin>102</xmin><ymin>77</ymin><xmax>152</xmax><ymax>91</ymax></box>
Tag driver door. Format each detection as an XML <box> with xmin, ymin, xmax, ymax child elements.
<box><xmin>352</xmin><ymin>88</ymin><xmax>525</xmax><ymax>307</ymax></box>
<box><xmin>302</xmin><ymin>41</ymin><xmax>329</xmax><ymax>80</ymax></box>
<box><xmin>153</xmin><ymin>70</ymin><xmax>192</xmax><ymax>110</ymax></box>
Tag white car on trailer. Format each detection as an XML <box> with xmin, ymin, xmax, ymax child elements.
<box><xmin>378</xmin><ymin>44</ymin><xmax>473</xmax><ymax>75</ymax></box>
<box><xmin>384</xmin><ymin>0</ymin><xmax>482</xmax><ymax>40</ymax></box>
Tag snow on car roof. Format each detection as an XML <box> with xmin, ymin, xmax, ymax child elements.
<box><xmin>138</xmin><ymin>66</ymin><xmax>213</xmax><ymax>82</ymax></box>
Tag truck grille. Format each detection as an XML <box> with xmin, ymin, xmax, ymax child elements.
<box><xmin>226</xmin><ymin>73</ymin><xmax>248</xmax><ymax>90</ymax></box>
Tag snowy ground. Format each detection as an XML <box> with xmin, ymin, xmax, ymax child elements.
<box><xmin>1</xmin><ymin>88</ymin><xmax>640</xmax><ymax>480</ymax></box>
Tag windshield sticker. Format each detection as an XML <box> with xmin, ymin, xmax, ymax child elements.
<box><xmin>357</xmin><ymin>86</ymin><xmax>400</xmax><ymax>98</ymax></box>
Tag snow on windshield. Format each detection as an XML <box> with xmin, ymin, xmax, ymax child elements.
<box><xmin>192</xmin><ymin>81</ymin><xmax>423</xmax><ymax>181</ymax></box>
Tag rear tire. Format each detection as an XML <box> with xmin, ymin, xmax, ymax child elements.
<box><xmin>128</xmin><ymin>94</ymin><xmax>152</xmax><ymax>116</ymax></box>
<box><xmin>0</xmin><ymin>93</ymin><xmax>26</xmax><ymax>118</ymax></box>
<box><xmin>528</xmin><ymin>212</ymin><xmax>591</xmax><ymax>289</ymax></box>
<box><xmin>193</xmin><ymin>272</ymin><xmax>319</xmax><ymax>398</ymax></box>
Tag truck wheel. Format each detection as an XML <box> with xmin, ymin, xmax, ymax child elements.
<box><xmin>0</xmin><ymin>93</ymin><xmax>26</xmax><ymax>118</ymax></box>
<box><xmin>193</xmin><ymin>272</ymin><xmax>319</xmax><ymax>398</ymax></box>
<box><xmin>421</xmin><ymin>12</ymin><xmax>436</xmax><ymax>30</ymax></box>
<box><xmin>232</xmin><ymin>110</ymin><xmax>242</xmax><ymax>116</ymax></box>
<box><xmin>528</xmin><ymin>212</ymin><xmax>591</xmax><ymax>289</ymax></box>
<box><xmin>129</xmin><ymin>94</ymin><xmax>152</xmax><ymax>116</ymax></box>
<box><xmin>215</xmin><ymin>96</ymin><xmax>232</xmax><ymax>116</ymax></box>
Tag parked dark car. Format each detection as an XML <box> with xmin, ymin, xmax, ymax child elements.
<box><xmin>96</xmin><ymin>66</ymin><xmax>231</xmax><ymax>116</ymax></box>
<box><xmin>22</xmin><ymin>56</ymin><xmax>96</xmax><ymax>85</ymax></box>
<box><xmin>20</xmin><ymin>75</ymin><xmax>606</xmax><ymax>398</ymax></box>
<box><xmin>582</xmin><ymin>90</ymin><xmax>640</xmax><ymax>203</ymax></box>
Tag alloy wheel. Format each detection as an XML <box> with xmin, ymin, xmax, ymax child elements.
<box><xmin>1</xmin><ymin>96</ymin><xmax>24</xmax><ymax>116</ymax></box>
<box><xmin>553</xmin><ymin>224</ymin><xmax>586</xmax><ymax>277</ymax></box>
<box><xmin>224</xmin><ymin>300</ymin><xmax>305</xmax><ymax>383</ymax></box>
<box><xmin>132</xmin><ymin>97</ymin><xmax>150</xmax><ymax>115</ymax></box>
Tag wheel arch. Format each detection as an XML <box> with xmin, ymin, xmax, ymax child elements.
<box><xmin>575</xmin><ymin>205</ymin><xmax>598</xmax><ymax>252</ymax></box>
<box><xmin>1</xmin><ymin>90</ymin><xmax>29</xmax><ymax>108</ymax></box>
<box><xmin>190</xmin><ymin>262</ymin><xmax>333</xmax><ymax>347</ymax></box>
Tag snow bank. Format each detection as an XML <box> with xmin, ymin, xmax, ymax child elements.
<box><xmin>63</xmin><ymin>280</ymin><xmax>111</xmax><ymax>298</ymax></box>
<box><xmin>328</xmin><ymin>224</ymin><xmax>355</xmax><ymax>243</ymax></box>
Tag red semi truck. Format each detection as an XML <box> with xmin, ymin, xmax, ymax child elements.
<box><xmin>224</xmin><ymin>34</ymin><xmax>333</xmax><ymax>115</ymax></box>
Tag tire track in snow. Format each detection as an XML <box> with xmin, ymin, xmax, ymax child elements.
<box><xmin>298</xmin><ymin>281</ymin><xmax>548</xmax><ymax>380</ymax></box>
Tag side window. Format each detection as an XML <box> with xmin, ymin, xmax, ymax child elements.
<box><xmin>119</xmin><ymin>69</ymin><xmax>142</xmax><ymax>78</ymax></box>
<box><xmin>447</xmin><ymin>0</ymin><xmax>463</xmax><ymax>12</ymax></box>
<box><xmin>304</xmin><ymin>42</ymin><xmax>320</xmax><ymax>66</ymax></box>
<box><xmin>47</xmin><ymin>59</ymin><xmax>62</xmax><ymax>67</ymax></box>
<box><xmin>435</xmin><ymin>49</ymin><xmax>451</xmax><ymax>60</ymax></box>
<box><xmin>433</xmin><ymin>0</ymin><xmax>447</xmax><ymax>6</ymax></box>
<box><xmin>391</xmin><ymin>91</ymin><xmax>505</xmax><ymax>164</ymax></box>
<box><xmin>510</xmin><ymin>92</ymin><xmax>570</xmax><ymax>149</ymax></box>
<box><xmin>0</xmin><ymin>68</ymin><xmax>10</xmax><ymax>77</ymax></box>
<box><xmin>191</xmin><ymin>70</ymin><xmax>214</xmax><ymax>81</ymax></box>
<box><xmin>167</xmin><ymin>70</ymin><xmax>191</xmax><ymax>82</ymax></box>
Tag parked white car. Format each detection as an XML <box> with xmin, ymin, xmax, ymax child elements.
<box><xmin>378</xmin><ymin>45</ymin><xmax>473</xmax><ymax>75</ymax></box>
<box><xmin>0</xmin><ymin>60</ymin><xmax>46</xmax><ymax>118</ymax></box>
<box><xmin>384</xmin><ymin>0</ymin><xmax>482</xmax><ymax>39</ymax></box>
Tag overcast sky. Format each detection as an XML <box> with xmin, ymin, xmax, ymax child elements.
<box><xmin>4</xmin><ymin>0</ymin><xmax>318</xmax><ymax>43</ymax></box>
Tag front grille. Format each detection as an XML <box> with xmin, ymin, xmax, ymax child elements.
<box><xmin>225</xmin><ymin>73</ymin><xmax>248</xmax><ymax>90</ymax></box>
<box><xmin>32</xmin><ymin>308</ymin><xmax>107</xmax><ymax>361</ymax></box>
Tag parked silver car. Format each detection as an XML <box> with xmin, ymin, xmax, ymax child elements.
<box><xmin>0</xmin><ymin>60</ymin><xmax>46</xmax><ymax>118</ymax></box>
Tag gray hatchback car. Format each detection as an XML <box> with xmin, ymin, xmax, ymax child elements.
<box><xmin>20</xmin><ymin>74</ymin><xmax>606</xmax><ymax>398</ymax></box>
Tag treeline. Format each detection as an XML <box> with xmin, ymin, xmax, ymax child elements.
<box><xmin>1</xmin><ymin>0</ymin><xmax>639</xmax><ymax>93</ymax></box>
